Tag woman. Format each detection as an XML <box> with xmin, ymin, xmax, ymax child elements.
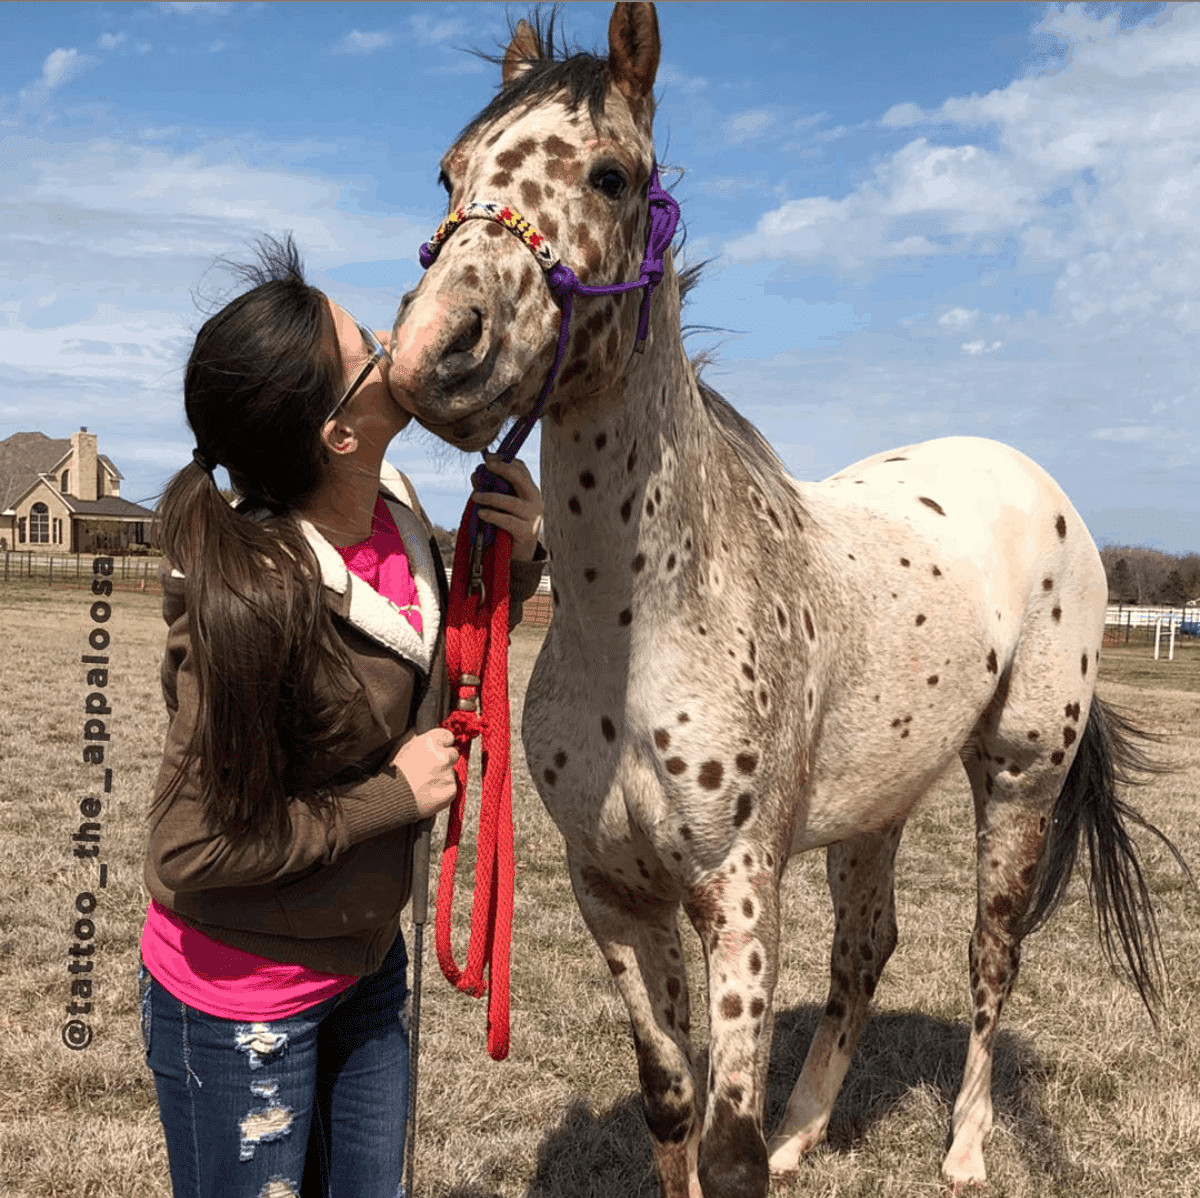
<box><xmin>140</xmin><ymin>235</ymin><xmax>544</xmax><ymax>1198</ymax></box>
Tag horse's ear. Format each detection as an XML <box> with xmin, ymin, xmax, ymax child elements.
<box><xmin>502</xmin><ymin>19</ymin><xmax>542</xmax><ymax>86</ymax></box>
<box><xmin>608</xmin><ymin>2</ymin><xmax>660</xmax><ymax>110</ymax></box>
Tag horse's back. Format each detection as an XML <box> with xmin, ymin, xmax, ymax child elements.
<box><xmin>807</xmin><ymin>436</ymin><xmax>1106</xmax><ymax>630</ymax></box>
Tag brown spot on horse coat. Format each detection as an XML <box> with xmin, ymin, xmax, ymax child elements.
<box><xmin>698</xmin><ymin>761</ymin><xmax>724</xmax><ymax>790</ymax></box>
<box><xmin>733</xmin><ymin>793</ymin><xmax>753</xmax><ymax>826</ymax></box>
<box><xmin>665</xmin><ymin>757</ymin><xmax>686</xmax><ymax>775</ymax></box>
<box><xmin>735</xmin><ymin>752</ymin><xmax>757</xmax><ymax>775</ymax></box>
<box><xmin>601</xmin><ymin>716</ymin><xmax>616</xmax><ymax>742</ymax></box>
<box><xmin>919</xmin><ymin>496</ymin><xmax>946</xmax><ymax>515</ymax></box>
<box><xmin>1056</xmin><ymin>514</ymin><xmax>1068</xmax><ymax>538</ymax></box>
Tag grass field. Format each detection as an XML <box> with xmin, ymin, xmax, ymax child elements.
<box><xmin>1</xmin><ymin>581</ymin><xmax>1197</xmax><ymax>1197</ymax></box>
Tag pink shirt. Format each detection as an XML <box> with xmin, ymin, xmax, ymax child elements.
<box><xmin>140</xmin><ymin>497</ymin><xmax>420</xmax><ymax>1019</ymax></box>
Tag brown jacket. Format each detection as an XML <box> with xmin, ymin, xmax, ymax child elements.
<box><xmin>144</xmin><ymin>465</ymin><xmax>543</xmax><ymax>976</ymax></box>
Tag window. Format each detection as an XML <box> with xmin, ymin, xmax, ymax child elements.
<box><xmin>53</xmin><ymin>518</ymin><xmax>63</xmax><ymax>544</ymax></box>
<box><xmin>61</xmin><ymin>470</ymin><xmax>69</xmax><ymax>494</ymax></box>
<box><xmin>29</xmin><ymin>503</ymin><xmax>50</xmax><ymax>544</ymax></box>
<box><xmin>17</xmin><ymin>517</ymin><xmax>25</xmax><ymax>544</ymax></box>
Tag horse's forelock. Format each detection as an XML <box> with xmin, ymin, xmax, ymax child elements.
<box><xmin>457</xmin><ymin>53</ymin><xmax>613</xmax><ymax>149</ymax></box>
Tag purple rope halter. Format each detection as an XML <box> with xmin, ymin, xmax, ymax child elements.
<box><xmin>416</xmin><ymin>166</ymin><xmax>681</xmax><ymax>522</ymax></box>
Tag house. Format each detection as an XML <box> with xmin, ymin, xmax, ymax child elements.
<box><xmin>0</xmin><ymin>428</ymin><xmax>157</xmax><ymax>554</ymax></box>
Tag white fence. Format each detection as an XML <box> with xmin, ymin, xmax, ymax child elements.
<box><xmin>1105</xmin><ymin>604</ymin><xmax>1198</xmax><ymax>629</ymax></box>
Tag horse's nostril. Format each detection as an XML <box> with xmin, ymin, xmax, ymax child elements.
<box><xmin>446</xmin><ymin>308</ymin><xmax>484</xmax><ymax>357</ymax></box>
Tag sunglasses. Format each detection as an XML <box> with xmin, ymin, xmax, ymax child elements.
<box><xmin>325</xmin><ymin>308</ymin><xmax>393</xmax><ymax>423</ymax></box>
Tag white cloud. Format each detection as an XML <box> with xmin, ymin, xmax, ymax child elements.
<box><xmin>939</xmin><ymin>307</ymin><xmax>978</xmax><ymax>328</ymax></box>
<box><xmin>408</xmin><ymin>13</ymin><xmax>469</xmax><ymax>47</ymax></box>
<box><xmin>1093</xmin><ymin>426</ymin><xmax>1157</xmax><ymax>442</ymax></box>
<box><xmin>722</xmin><ymin>3</ymin><xmax>1200</xmax><ymax>341</ymax></box>
<box><xmin>961</xmin><ymin>339</ymin><xmax>1002</xmax><ymax>356</ymax></box>
<box><xmin>879</xmin><ymin>100</ymin><xmax>925</xmax><ymax>128</ymax></box>
<box><xmin>658</xmin><ymin>63</ymin><xmax>708</xmax><ymax>95</ymax></box>
<box><xmin>722</xmin><ymin>109</ymin><xmax>775</xmax><ymax>145</ymax></box>
<box><xmin>41</xmin><ymin>48</ymin><xmax>95</xmax><ymax>90</ymax></box>
<box><xmin>98</xmin><ymin>33</ymin><xmax>127</xmax><ymax>51</ymax></box>
<box><xmin>334</xmin><ymin>30</ymin><xmax>394</xmax><ymax>55</ymax></box>
<box><xmin>156</xmin><ymin>3</ymin><xmax>232</xmax><ymax>15</ymax></box>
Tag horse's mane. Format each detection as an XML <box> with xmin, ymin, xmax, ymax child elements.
<box><xmin>461</xmin><ymin>9</ymin><xmax>611</xmax><ymax>147</ymax></box>
<box><xmin>679</xmin><ymin>263</ymin><xmax>801</xmax><ymax>514</ymax></box>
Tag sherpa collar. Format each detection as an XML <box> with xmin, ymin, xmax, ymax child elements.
<box><xmin>296</xmin><ymin>463</ymin><xmax>442</xmax><ymax>676</ymax></box>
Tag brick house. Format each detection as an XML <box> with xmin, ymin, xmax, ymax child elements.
<box><xmin>0</xmin><ymin>428</ymin><xmax>157</xmax><ymax>554</ymax></box>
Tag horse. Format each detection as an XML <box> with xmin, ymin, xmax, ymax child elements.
<box><xmin>386</xmin><ymin>5</ymin><xmax>1184</xmax><ymax>1194</ymax></box>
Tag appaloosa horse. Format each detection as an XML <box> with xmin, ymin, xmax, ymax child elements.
<box><xmin>387</xmin><ymin>5</ymin><xmax>1182</xmax><ymax>1195</ymax></box>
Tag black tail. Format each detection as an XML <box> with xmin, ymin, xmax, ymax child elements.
<box><xmin>1023</xmin><ymin>696</ymin><xmax>1192</xmax><ymax>1020</ymax></box>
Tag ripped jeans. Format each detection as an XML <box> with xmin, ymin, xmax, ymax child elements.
<box><xmin>140</xmin><ymin>933</ymin><xmax>409</xmax><ymax>1198</ymax></box>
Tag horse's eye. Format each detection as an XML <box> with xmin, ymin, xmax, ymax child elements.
<box><xmin>591</xmin><ymin>168</ymin><xmax>627</xmax><ymax>200</ymax></box>
<box><xmin>437</xmin><ymin>169</ymin><xmax>452</xmax><ymax>195</ymax></box>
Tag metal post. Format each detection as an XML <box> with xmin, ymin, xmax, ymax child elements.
<box><xmin>405</xmin><ymin>817</ymin><xmax>432</xmax><ymax>1198</ymax></box>
<box><xmin>1154</xmin><ymin>618</ymin><xmax>1162</xmax><ymax>660</ymax></box>
<box><xmin>1169</xmin><ymin>617</ymin><xmax>1177</xmax><ymax>662</ymax></box>
<box><xmin>405</xmin><ymin>673</ymin><xmax>444</xmax><ymax>1198</ymax></box>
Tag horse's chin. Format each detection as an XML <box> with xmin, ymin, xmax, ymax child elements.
<box><xmin>415</xmin><ymin>384</ymin><xmax>524</xmax><ymax>454</ymax></box>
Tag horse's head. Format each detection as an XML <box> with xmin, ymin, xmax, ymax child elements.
<box><xmin>388</xmin><ymin>2</ymin><xmax>661</xmax><ymax>450</ymax></box>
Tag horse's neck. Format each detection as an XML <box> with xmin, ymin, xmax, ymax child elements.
<box><xmin>540</xmin><ymin>268</ymin><xmax>716</xmax><ymax>593</ymax></box>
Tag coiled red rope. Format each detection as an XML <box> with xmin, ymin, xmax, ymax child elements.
<box><xmin>435</xmin><ymin>501</ymin><xmax>514</xmax><ymax>1061</ymax></box>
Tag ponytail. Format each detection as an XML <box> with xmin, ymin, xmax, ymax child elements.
<box><xmin>157</xmin><ymin>235</ymin><xmax>368</xmax><ymax>840</ymax></box>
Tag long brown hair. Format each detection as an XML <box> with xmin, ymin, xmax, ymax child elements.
<box><xmin>157</xmin><ymin>234</ymin><xmax>367</xmax><ymax>840</ymax></box>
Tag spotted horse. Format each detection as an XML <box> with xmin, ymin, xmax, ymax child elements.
<box><xmin>387</xmin><ymin>5</ymin><xmax>1187</xmax><ymax>1195</ymax></box>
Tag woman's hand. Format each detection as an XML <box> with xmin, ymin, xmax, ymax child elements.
<box><xmin>472</xmin><ymin>454</ymin><xmax>545</xmax><ymax>562</ymax></box>
<box><xmin>392</xmin><ymin>728</ymin><xmax>459</xmax><ymax>817</ymax></box>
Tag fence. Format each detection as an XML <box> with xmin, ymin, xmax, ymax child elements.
<box><xmin>1104</xmin><ymin>604</ymin><xmax>1200</xmax><ymax>646</ymax></box>
<box><xmin>1</xmin><ymin>551</ymin><xmax>160</xmax><ymax>591</ymax></box>
<box><xmin>4</xmin><ymin>553</ymin><xmax>558</xmax><ymax>628</ymax></box>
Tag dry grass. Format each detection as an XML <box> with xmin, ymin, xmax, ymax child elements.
<box><xmin>1</xmin><ymin>585</ymin><xmax>1197</xmax><ymax>1197</ymax></box>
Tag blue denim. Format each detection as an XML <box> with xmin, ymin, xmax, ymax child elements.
<box><xmin>140</xmin><ymin>933</ymin><xmax>409</xmax><ymax>1198</ymax></box>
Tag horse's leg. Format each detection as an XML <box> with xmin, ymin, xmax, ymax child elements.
<box><xmin>942</xmin><ymin>691</ymin><xmax>1078</xmax><ymax>1188</ymax></box>
<box><xmin>766</xmin><ymin>825</ymin><xmax>903</xmax><ymax>1176</ymax></box>
<box><xmin>568</xmin><ymin>852</ymin><xmax>702</xmax><ymax>1198</ymax></box>
<box><xmin>684</xmin><ymin>847</ymin><xmax>782</xmax><ymax>1198</ymax></box>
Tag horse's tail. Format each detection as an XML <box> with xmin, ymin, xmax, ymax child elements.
<box><xmin>1022</xmin><ymin>696</ymin><xmax>1191</xmax><ymax>1021</ymax></box>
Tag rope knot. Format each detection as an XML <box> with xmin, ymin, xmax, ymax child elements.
<box><xmin>444</xmin><ymin>708</ymin><xmax>484</xmax><ymax>743</ymax></box>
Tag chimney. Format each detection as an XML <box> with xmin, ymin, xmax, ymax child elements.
<box><xmin>71</xmin><ymin>427</ymin><xmax>98</xmax><ymax>502</ymax></box>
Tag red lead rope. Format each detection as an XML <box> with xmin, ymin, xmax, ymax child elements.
<box><xmin>435</xmin><ymin>502</ymin><xmax>514</xmax><ymax>1061</ymax></box>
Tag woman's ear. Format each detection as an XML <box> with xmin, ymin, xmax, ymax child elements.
<box><xmin>321</xmin><ymin>414</ymin><xmax>359</xmax><ymax>458</ymax></box>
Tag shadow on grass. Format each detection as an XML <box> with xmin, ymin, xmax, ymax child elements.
<box><xmin>442</xmin><ymin>1003</ymin><xmax>1071</xmax><ymax>1198</ymax></box>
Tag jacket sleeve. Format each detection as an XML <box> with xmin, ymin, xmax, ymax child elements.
<box><xmin>148</xmin><ymin>615</ymin><xmax>423</xmax><ymax>895</ymax></box>
<box><xmin>507</xmin><ymin>556</ymin><xmax>546</xmax><ymax>630</ymax></box>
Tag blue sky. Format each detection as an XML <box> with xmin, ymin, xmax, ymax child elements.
<box><xmin>2</xmin><ymin>1</ymin><xmax>1197</xmax><ymax>551</ymax></box>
